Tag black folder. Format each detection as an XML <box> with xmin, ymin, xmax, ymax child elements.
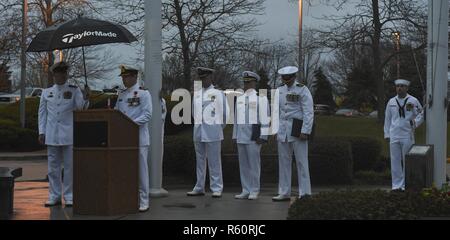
<box><xmin>291</xmin><ymin>119</ymin><xmax>304</xmax><ymax>138</ymax></box>
<box><xmin>291</xmin><ymin>118</ymin><xmax>316</xmax><ymax>141</ymax></box>
<box><xmin>251</xmin><ymin>124</ymin><xmax>261</xmax><ymax>141</ymax></box>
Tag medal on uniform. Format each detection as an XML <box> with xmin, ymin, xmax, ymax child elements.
<box><xmin>48</xmin><ymin>92</ymin><xmax>54</xmax><ymax>98</ymax></box>
<box><xmin>63</xmin><ymin>91</ymin><xmax>72</xmax><ymax>99</ymax></box>
<box><xmin>406</xmin><ymin>103</ymin><xmax>414</xmax><ymax>112</ymax></box>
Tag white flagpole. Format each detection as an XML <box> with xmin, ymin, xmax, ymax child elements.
<box><xmin>145</xmin><ymin>0</ymin><xmax>168</xmax><ymax>197</ymax></box>
<box><xmin>426</xmin><ymin>0</ymin><xmax>448</xmax><ymax>189</ymax></box>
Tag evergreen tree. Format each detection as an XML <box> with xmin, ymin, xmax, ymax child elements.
<box><xmin>313</xmin><ymin>68</ymin><xmax>336</xmax><ymax>108</ymax></box>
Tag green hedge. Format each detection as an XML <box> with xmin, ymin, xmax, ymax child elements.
<box><xmin>0</xmin><ymin>120</ymin><xmax>42</xmax><ymax>151</ymax></box>
<box><xmin>162</xmin><ymin>129</ymin><xmax>196</xmax><ymax>184</ymax></box>
<box><xmin>0</xmin><ymin>97</ymin><xmax>40</xmax><ymax>131</ymax></box>
<box><xmin>309</xmin><ymin>137</ymin><xmax>353</xmax><ymax>184</ymax></box>
<box><xmin>288</xmin><ymin>189</ymin><xmax>450</xmax><ymax>220</ymax></box>
<box><xmin>162</xmin><ymin>133</ymin><xmax>355</xmax><ymax>185</ymax></box>
<box><xmin>341</xmin><ymin>136</ymin><xmax>384</xmax><ymax>172</ymax></box>
<box><xmin>164</xmin><ymin>96</ymin><xmax>192</xmax><ymax>136</ymax></box>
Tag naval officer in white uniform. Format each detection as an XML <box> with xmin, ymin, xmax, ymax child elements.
<box><xmin>273</xmin><ymin>66</ymin><xmax>314</xmax><ymax>201</ymax></box>
<box><xmin>384</xmin><ymin>79</ymin><xmax>424</xmax><ymax>191</ymax></box>
<box><xmin>188</xmin><ymin>67</ymin><xmax>229</xmax><ymax>198</ymax></box>
<box><xmin>114</xmin><ymin>65</ymin><xmax>152</xmax><ymax>212</ymax></box>
<box><xmin>233</xmin><ymin>71</ymin><xmax>270</xmax><ymax>200</ymax></box>
<box><xmin>38</xmin><ymin>61</ymin><xmax>90</xmax><ymax>207</ymax></box>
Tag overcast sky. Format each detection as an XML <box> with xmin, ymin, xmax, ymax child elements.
<box><xmin>14</xmin><ymin>0</ymin><xmax>346</xmax><ymax>89</ymax></box>
<box><xmin>94</xmin><ymin>0</ymin><xmax>345</xmax><ymax>89</ymax></box>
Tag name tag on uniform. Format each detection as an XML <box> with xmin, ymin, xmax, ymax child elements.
<box><xmin>63</xmin><ymin>91</ymin><xmax>72</xmax><ymax>100</ymax></box>
<box><xmin>48</xmin><ymin>92</ymin><xmax>54</xmax><ymax>98</ymax></box>
<box><xmin>249</xmin><ymin>102</ymin><xmax>257</xmax><ymax>109</ymax></box>
<box><xmin>127</xmin><ymin>97</ymin><xmax>141</xmax><ymax>107</ymax></box>
<box><xmin>286</xmin><ymin>93</ymin><xmax>300</xmax><ymax>102</ymax></box>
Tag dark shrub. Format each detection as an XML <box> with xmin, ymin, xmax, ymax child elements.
<box><xmin>164</xmin><ymin>97</ymin><xmax>192</xmax><ymax>136</ymax></box>
<box><xmin>0</xmin><ymin>98</ymin><xmax>40</xmax><ymax>131</ymax></box>
<box><xmin>354</xmin><ymin>170</ymin><xmax>391</xmax><ymax>185</ymax></box>
<box><xmin>309</xmin><ymin>137</ymin><xmax>353</xmax><ymax>184</ymax></box>
<box><xmin>341</xmin><ymin>136</ymin><xmax>383</xmax><ymax>172</ymax></box>
<box><xmin>288</xmin><ymin>189</ymin><xmax>450</xmax><ymax>220</ymax></box>
<box><xmin>0</xmin><ymin>121</ymin><xmax>42</xmax><ymax>152</ymax></box>
<box><xmin>162</xmin><ymin>129</ymin><xmax>196</xmax><ymax>184</ymax></box>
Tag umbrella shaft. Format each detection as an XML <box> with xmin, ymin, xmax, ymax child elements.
<box><xmin>82</xmin><ymin>46</ymin><xmax>88</xmax><ymax>87</ymax></box>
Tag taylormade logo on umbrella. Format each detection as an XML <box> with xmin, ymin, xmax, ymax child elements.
<box><xmin>62</xmin><ymin>31</ymin><xmax>118</xmax><ymax>44</ymax></box>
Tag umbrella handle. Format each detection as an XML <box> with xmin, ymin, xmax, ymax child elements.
<box><xmin>82</xmin><ymin>46</ymin><xmax>88</xmax><ymax>87</ymax></box>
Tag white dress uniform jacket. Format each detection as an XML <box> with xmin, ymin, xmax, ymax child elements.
<box><xmin>232</xmin><ymin>89</ymin><xmax>270</xmax><ymax>143</ymax></box>
<box><xmin>193</xmin><ymin>85</ymin><xmax>229</xmax><ymax>143</ymax></box>
<box><xmin>277</xmin><ymin>83</ymin><xmax>314</xmax><ymax>142</ymax></box>
<box><xmin>38</xmin><ymin>83</ymin><xmax>88</xmax><ymax>145</ymax></box>
<box><xmin>115</xmin><ymin>83</ymin><xmax>152</xmax><ymax>147</ymax></box>
<box><xmin>384</xmin><ymin>94</ymin><xmax>424</xmax><ymax>142</ymax></box>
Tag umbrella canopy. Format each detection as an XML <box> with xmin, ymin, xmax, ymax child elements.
<box><xmin>27</xmin><ymin>17</ymin><xmax>137</xmax><ymax>52</ymax></box>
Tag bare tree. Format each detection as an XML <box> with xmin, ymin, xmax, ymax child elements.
<box><xmin>106</xmin><ymin>0</ymin><xmax>266</xmax><ymax>90</ymax></box>
<box><xmin>316</xmin><ymin>0</ymin><xmax>427</xmax><ymax>121</ymax></box>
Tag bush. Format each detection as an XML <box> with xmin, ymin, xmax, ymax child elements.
<box><xmin>0</xmin><ymin>122</ymin><xmax>42</xmax><ymax>152</ymax></box>
<box><xmin>354</xmin><ymin>170</ymin><xmax>391</xmax><ymax>185</ymax></box>
<box><xmin>309</xmin><ymin>137</ymin><xmax>353</xmax><ymax>184</ymax></box>
<box><xmin>162</xmin><ymin>129</ymin><xmax>196</xmax><ymax>184</ymax></box>
<box><xmin>164</xmin><ymin>96</ymin><xmax>192</xmax><ymax>136</ymax></box>
<box><xmin>288</xmin><ymin>189</ymin><xmax>450</xmax><ymax>220</ymax></box>
<box><xmin>342</xmin><ymin>136</ymin><xmax>383</xmax><ymax>172</ymax></box>
<box><xmin>0</xmin><ymin>97</ymin><xmax>40</xmax><ymax>131</ymax></box>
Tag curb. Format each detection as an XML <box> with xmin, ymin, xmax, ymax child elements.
<box><xmin>0</xmin><ymin>155</ymin><xmax>47</xmax><ymax>161</ymax></box>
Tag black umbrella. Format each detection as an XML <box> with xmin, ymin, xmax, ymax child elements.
<box><xmin>27</xmin><ymin>16</ymin><xmax>137</xmax><ymax>87</ymax></box>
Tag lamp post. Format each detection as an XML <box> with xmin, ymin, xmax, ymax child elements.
<box><xmin>298</xmin><ymin>0</ymin><xmax>304</xmax><ymax>82</ymax></box>
<box><xmin>20</xmin><ymin>0</ymin><xmax>28</xmax><ymax>128</ymax></box>
<box><xmin>392</xmin><ymin>31</ymin><xmax>401</xmax><ymax>79</ymax></box>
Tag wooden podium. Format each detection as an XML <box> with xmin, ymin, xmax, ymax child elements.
<box><xmin>73</xmin><ymin>109</ymin><xmax>139</xmax><ymax>216</ymax></box>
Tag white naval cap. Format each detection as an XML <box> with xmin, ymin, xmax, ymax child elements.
<box><xmin>394</xmin><ymin>79</ymin><xmax>411</xmax><ymax>86</ymax></box>
<box><xmin>242</xmin><ymin>71</ymin><xmax>260</xmax><ymax>82</ymax></box>
<box><xmin>278</xmin><ymin>66</ymin><xmax>299</xmax><ymax>76</ymax></box>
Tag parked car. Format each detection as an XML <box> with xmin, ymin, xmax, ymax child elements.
<box><xmin>314</xmin><ymin>104</ymin><xmax>334</xmax><ymax>116</ymax></box>
<box><xmin>335</xmin><ymin>108</ymin><xmax>362</xmax><ymax>117</ymax></box>
<box><xmin>368</xmin><ymin>111</ymin><xmax>378</xmax><ymax>119</ymax></box>
<box><xmin>0</xmin><ymin>88</ymin><xmax>43</xmax><ymax>105</ymax></box>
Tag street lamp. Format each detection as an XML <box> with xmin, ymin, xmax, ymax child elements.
<box><xmin>392</xmin><ymin>31</ymin><xmax>401</xmax><ymax>79</ymax></box>
<box><xmin>298</xmin><ymin>0</ymin><xmax>304</xmax><ymax>82</ymax></box>
<box><xmin>20</xmin><ymin>0</ymin><xmax>28</xmax><ymax>128</ymax></box>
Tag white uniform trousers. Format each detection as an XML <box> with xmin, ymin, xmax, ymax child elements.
<box><xmin>193</xmin><ymin>141</ymin><xmax>223</xmax><ymax>193</ymax></box>
<box><xmin>47</xmin><ymin>145</ymin><xmax>73</xmax><ymax>202</ymax></box>
<box><xmin>237</xmin><ymin>143</ymin><xmax>261</xmax><ymax>194</ymax></box>
<box><xmin>277</xmin><ymin>140</ymin><xmax>311</xmax><ymax>197</ymax></box>
<box><xmin>139</xmin><ymin>147</ymin><xmax>150</xmax><ymax>207</ymax></box>
<box><xmin>390</xmin><ymin>138</ymin><xmax>414</xmax><ymax>190</ymax></box>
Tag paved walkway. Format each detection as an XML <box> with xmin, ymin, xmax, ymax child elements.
<box><xmin>10</xmin><ymin>182</ymin><xmax>392</xmax><ymax>220</ymax></box>
<box><xmin>2</xmin><ymin>151</ymin><xmax>449</xmax><ymax>220</ymax></box>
